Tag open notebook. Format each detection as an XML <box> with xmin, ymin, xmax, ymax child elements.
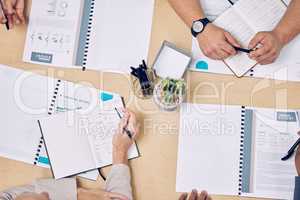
<box><xmin>177</xmin><ymin>103</ymin><xmax>298</xmax><ymax>199</ymax></box>
<box><xmin>191</xmin><ymin>0</ymin><xmax>300</xmax><ymax>80</ymax></box>
<box><xmin>0</xmin><ymin>64</ymin><xmax>123</xmax><ymax>180</ymax></box>
<box><xmin>23</xmin><ymin>0</ymin><xmax>154</xmax><ymax>73</ymax></box>
<box><xmin>38</xmin><ymin>105</ymin><xmax>140</xmax><ymax>179</ymax></box>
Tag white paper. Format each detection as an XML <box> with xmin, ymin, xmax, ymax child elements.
<box><xmin>23</xmin><ymin>0</ymin><xmax>83</xmax><ymax>66</ymax></box>
<box><xmin>40</xmin><ymin>113</ymin><xmax>96</xmax><ymax>179</ymax></box>
<box><xmin>40</xmin><ymin>96</ymin><xmax>139</xmax><ymax>179</ymax></box>
<box><xmin>213</xmin><ymin>8</ymin><xmax>257</xmax><ymax>77</ymax></box>
<box><xmin>0</xmin><ymin>65</ymin><xmax>54</xmax><ymax>167</ymax></box>
<box><xmin>34</xmin><ymin>178</ymin><xmax>77</xmax><ymax>200</ymax></box>
<box><xmin>86</xmin><ymin>0</ymin><xmax>154</xmax><ymax>73</ymax></box>
<box><xmin>153</xmin><ymin>45</ymin><xmax>191</xmax><ymax>79</ymax></box>
<box><xmin>176</xmin><ymin>103</ymin><xmax>242</xmax><ymax>195</ymax></box>
<box><xmin>247</xmin><ymin>108</ymin><xmax>298</xmax><ymax>199</ymax></box>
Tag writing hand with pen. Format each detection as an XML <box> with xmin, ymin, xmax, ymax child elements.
<box><xmin>113</xmin><ymin>109</ymin><xmax>140</xmax><ymax>165</ymax></box>
<box><xmin>0</xmin><ymin>0</ymin><xmax>25</xmax><ymax>30</ymax></box>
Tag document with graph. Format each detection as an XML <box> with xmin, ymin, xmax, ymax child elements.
<box><xmin>38</xmin><ymin>103</ymin><xmax>140</xmax><ymax>179</ymax></box>
<box><xmin>23</xmin><ymin>0</ymin><xmax>154</xmax><ymax>73</ymax></box>
<box><xmin>177</xmin><ymin>103</ymin><xmax>298</xmax><ymax>199</ymax></box>
<box><xmin>0</xmin><ymin>64</ymin><xmax>125</xmax><ymax>180</ymax></box>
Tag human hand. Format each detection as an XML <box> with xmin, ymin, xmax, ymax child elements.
<box><xmin>248</xmin><ymin>31</ymin><xmax>285</xmax><ymax>65</ymax></box>
<box><xmin>15</xmin><ymin>192</ymin><xmax>49</xmax><ymax>200</ymax></box>
<box><xmin>0</xmin><ymin>0</ymin><xmax>25</xmax><ymax>29</ymax></box>
<box><xmin>179</xmin><ymin>190</ymin><xmax>212</xmax><ymax>200</ymax></box>
<box><xmin>113</xmin><ymin>109</ymin><xmax>140</xmax><ymax>164</ymax></box>
<box><xmin>197</xmin><ymin>24</ymin><xmax>240</xmax><ymax>60</ymax></box>
<box><xmin>78</xmin><ymin>188</ymin><xmax>128</xmax><ymax>200</ymax></box>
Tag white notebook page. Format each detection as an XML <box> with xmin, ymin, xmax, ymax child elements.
<box><xmin>0</xmin><ymin>65</ymin><xmax>53</xmax><ymax>164</ymax></box>
<box><xmin>176</xmin><ymin>103</ymin><xmax>242</xmax><ymax>195</ymax></box>
<box><xmin>86</xmin><ymin>0</ymin><xmax>154</xmax><ymax>73</ymax></box>
<box><xmin>247</xmin><ymin>108</ymin><xmax>297</xmax><ymax>199</ymax></box>
<box><xmin>213</xmin><ymin>8</ymin><xmax>256</xmax><ymax>77</ymax></box>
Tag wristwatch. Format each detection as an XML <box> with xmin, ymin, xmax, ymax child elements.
<box><xmin>191</xmin><ymin>18</ymin><xmax>211</xmax><ymax>38</ymax></box>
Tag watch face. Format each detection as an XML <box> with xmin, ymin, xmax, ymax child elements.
<box><xmin>193</xmin><ymin>21</ymin><xmax>204</xmax><ymax>33</ymax></box>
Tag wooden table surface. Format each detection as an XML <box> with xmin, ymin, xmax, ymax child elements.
<box><xmin>0</xmin><ymin>0</ymin><xmax>299</xmax><ymax>199</ymax></box>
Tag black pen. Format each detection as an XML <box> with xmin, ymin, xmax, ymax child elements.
<box><xmin>233</xmin><ymin>46</ymin><xmax>253</xmax><ymax>54</ymax></box>
<box><xmin>0</xmin><ymin>1</ymin><xmax>9</xmax><ymax>30</ymax></box>
<box><xmin>114</xmin><ymin>107</ymin><xmax>132</xmax><ymax>139</ymax></box>
<box><xmin>281</xmin><ymin>137</ymin><xmax>300</xmax><ymax>161</ymax></box>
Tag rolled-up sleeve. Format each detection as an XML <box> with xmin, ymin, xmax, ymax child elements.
<box><xmin>0</xmin><ymin>185</ymin><xmax>34</xmax><ymax>200</ymax></box>
<box><xmin>105</xmin><ymin>164</ymin><xmax>133</xmax><ymax>200</ymax></box>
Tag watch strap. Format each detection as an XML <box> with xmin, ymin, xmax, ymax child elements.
<box><xmin>191</xmin><ymin>18</ymin><xmax>211</xmax><ymax>38</ymax></box>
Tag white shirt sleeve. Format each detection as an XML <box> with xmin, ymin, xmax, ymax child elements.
<box><xmin>0</xmin><ymin>185</ymin><xmax>35</xmax><ymax>200</ymax></box>
<box><xmin>105</xmin><ymin>164</ymin><xmax>133</xmax><ymax>200</ymax></box>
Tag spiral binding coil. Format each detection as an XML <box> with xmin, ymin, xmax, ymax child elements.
<box><xmin>238</xmin><ymin>106</ymin><xmax>246</xmax><ymax>195</ymax></box>
<box><xmin>82</xmin><ymin>0</ymin><xmax>96</xmax><ymax>71</ymax></box>
<box><xmin>34</xmin><ymin>79</ymin><xmax>61</xmax><ymax>165</ymax></box>
<box><xmin>249</xmin><ymin>69</ymin><xmax>254</xmax><ymax>77</ymax></box>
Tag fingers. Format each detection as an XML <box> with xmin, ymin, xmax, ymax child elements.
<box><xmin>249</xmin><ymin>32</ymin><xmax>266</xmax><ymax>50</ymax></box>
<box><xmin>220</xmin><ymin>43</ymin><xmax>236</xmax><ymax>56</ymax></box>
<box><xmin>118</xmin><ymin>114</ymin><xmax>129</xmax><ymax>132</ymax></box>
<box><xmin>15</xmin><ymin>0</ymin><xmax>25</xmax><ymax>24</ymax></box>
<box><xmin>224</xmin><ymin>31</ymin><xmax>241</xmax><ymax>48</ymax></box>
<box><xmin>179</xmin><ymin>193</ymin><xmax>188</xmax><ymax>200</ymax></box>
<box><xmin>188</xmin><ymin>189</ymin><xmax>198</xmax><ymax>200</ymax></box>
<box><xmin>199</xmin><ymin>191</ymin><xmax>208</xmax><ymax>200</ymax></box>
<box><xmin>40</xmin><ymin>192</ymin><xmax>50</xmax><ymax>200</ymax></box>
<box><xmin>3</xmin><ymin>0</ymin><xmax>14</xmax><ymax>15</ymax></box>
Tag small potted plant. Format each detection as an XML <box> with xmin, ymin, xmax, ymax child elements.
<box><xmin>153</xmin><ymin>78</ymin><xmax>186</xmax><ymax>111</ymax></box>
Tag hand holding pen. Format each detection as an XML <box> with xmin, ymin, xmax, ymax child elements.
<box><xmin>115</xmin><ymin>108</ymin><xmax>139</xmax><ymax>140</ymax></box>
<box><xmin>0</xmin><ymin>0</ymin><xmax>26</xmax><ymax>30</ymax></box>
<box><xmin>113</xmin><ymin>108</ymin><xmax>140</xmax><ymax>164</ymax></box>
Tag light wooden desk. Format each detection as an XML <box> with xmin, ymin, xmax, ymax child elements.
<box><xmin>0</xmin><ymin>0</ymin><xmax>299</xmax><ymax>199</ymax></box>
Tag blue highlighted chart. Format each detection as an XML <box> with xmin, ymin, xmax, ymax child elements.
<box><xmin>195</xmin><ymin>60</ymin><xmax>209</xmax><ymax>70</ymax></box>
<box><xmin>100</xmin><ymin>92</ymin><xmax>114</xmax><ymax>101</ymax></box>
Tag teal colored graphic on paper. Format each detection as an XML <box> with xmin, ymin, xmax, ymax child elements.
<box><xmin>195</xmin><ymin>60</ymin><xmax>208</xmax><ymax>70</ymax></box>
<box><xmin>277</xmin><ymin>112</ymin><xmax>297</xmax><ymax>122</ymax></box>
<box><xmin>38</xmin><ymin>156</ymin><xmax>50</xmax><ymax>165</ymax></box>
<box><xmin>100</xmin><ymin>92</ymin><xmax>114</xmax><ymax>101</ymax></box>
<box><xmin>31</xmin><ymin>52</ymin><xmax>53</xmax><ymax>64</ymax></box>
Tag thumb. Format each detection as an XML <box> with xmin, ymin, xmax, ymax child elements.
<box><xmin>249</xmin><ymin>32</ymin><xmax>265</xmax><ymax>49</ymax></box>
<box><xmin>15</xmin><ymin>0</ymin><xmax>25</xmax><ymax>24</ymax></box>
<box><xmin>40</xmin><ymin>192</ymin><xmax>50</xmax><ymax>200</ymax></box>
<box><xmin>224</xmin><ymin>31</ymin><xmax>240</xmax><ymax>47</ymax></box>
<box><xmin>3</xmin><ymin>0</ymin><xmax>15</xmax><ymax>15</ymax></box>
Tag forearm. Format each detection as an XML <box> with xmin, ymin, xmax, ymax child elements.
<box><xmin>0</xmin><ymin>185</ymin><xmax>34</xmax><ymax>200</ymax></box>
<box><xmin>168</xmin><ymin>0</ymin><xmax>205</xmax><ymax>27</ymax></box>
<box><xmin>113</xmin><ymin>148</ymin><xmax>129</xmax><ymax>165</ymax></box>
<box><xmin>274</xmin><ymin>0</ymin><xmax>300</xmax><ymax>45</ymax></box>
<box><xmin>105</xmin><ymin>165</ymin><xmax>133</xmax><ymax>200</ymax></box>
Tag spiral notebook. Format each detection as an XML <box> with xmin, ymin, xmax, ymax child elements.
<box><xmin>0</xmin><ymin>64</ymin><xmax>122</xmax><ymax>180</ymax></box>
<box><xmin>38</xmin><ymin>104</ymin><xmax>140</xmax><ymax>179</ymax></box>
<box><xmin>23</xmin><ymin>0</ymin><xmax>154</xmax><ymax>73</ymax></box>
<box><xmin>190</xmin><ymin>0</ymin><xmax>300</xmax><ymax>81</ymax></box>
<box><xmin>177</xmin><ymin>103</ymin><xmax>298</xmax><ymax>199</ymax></box>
